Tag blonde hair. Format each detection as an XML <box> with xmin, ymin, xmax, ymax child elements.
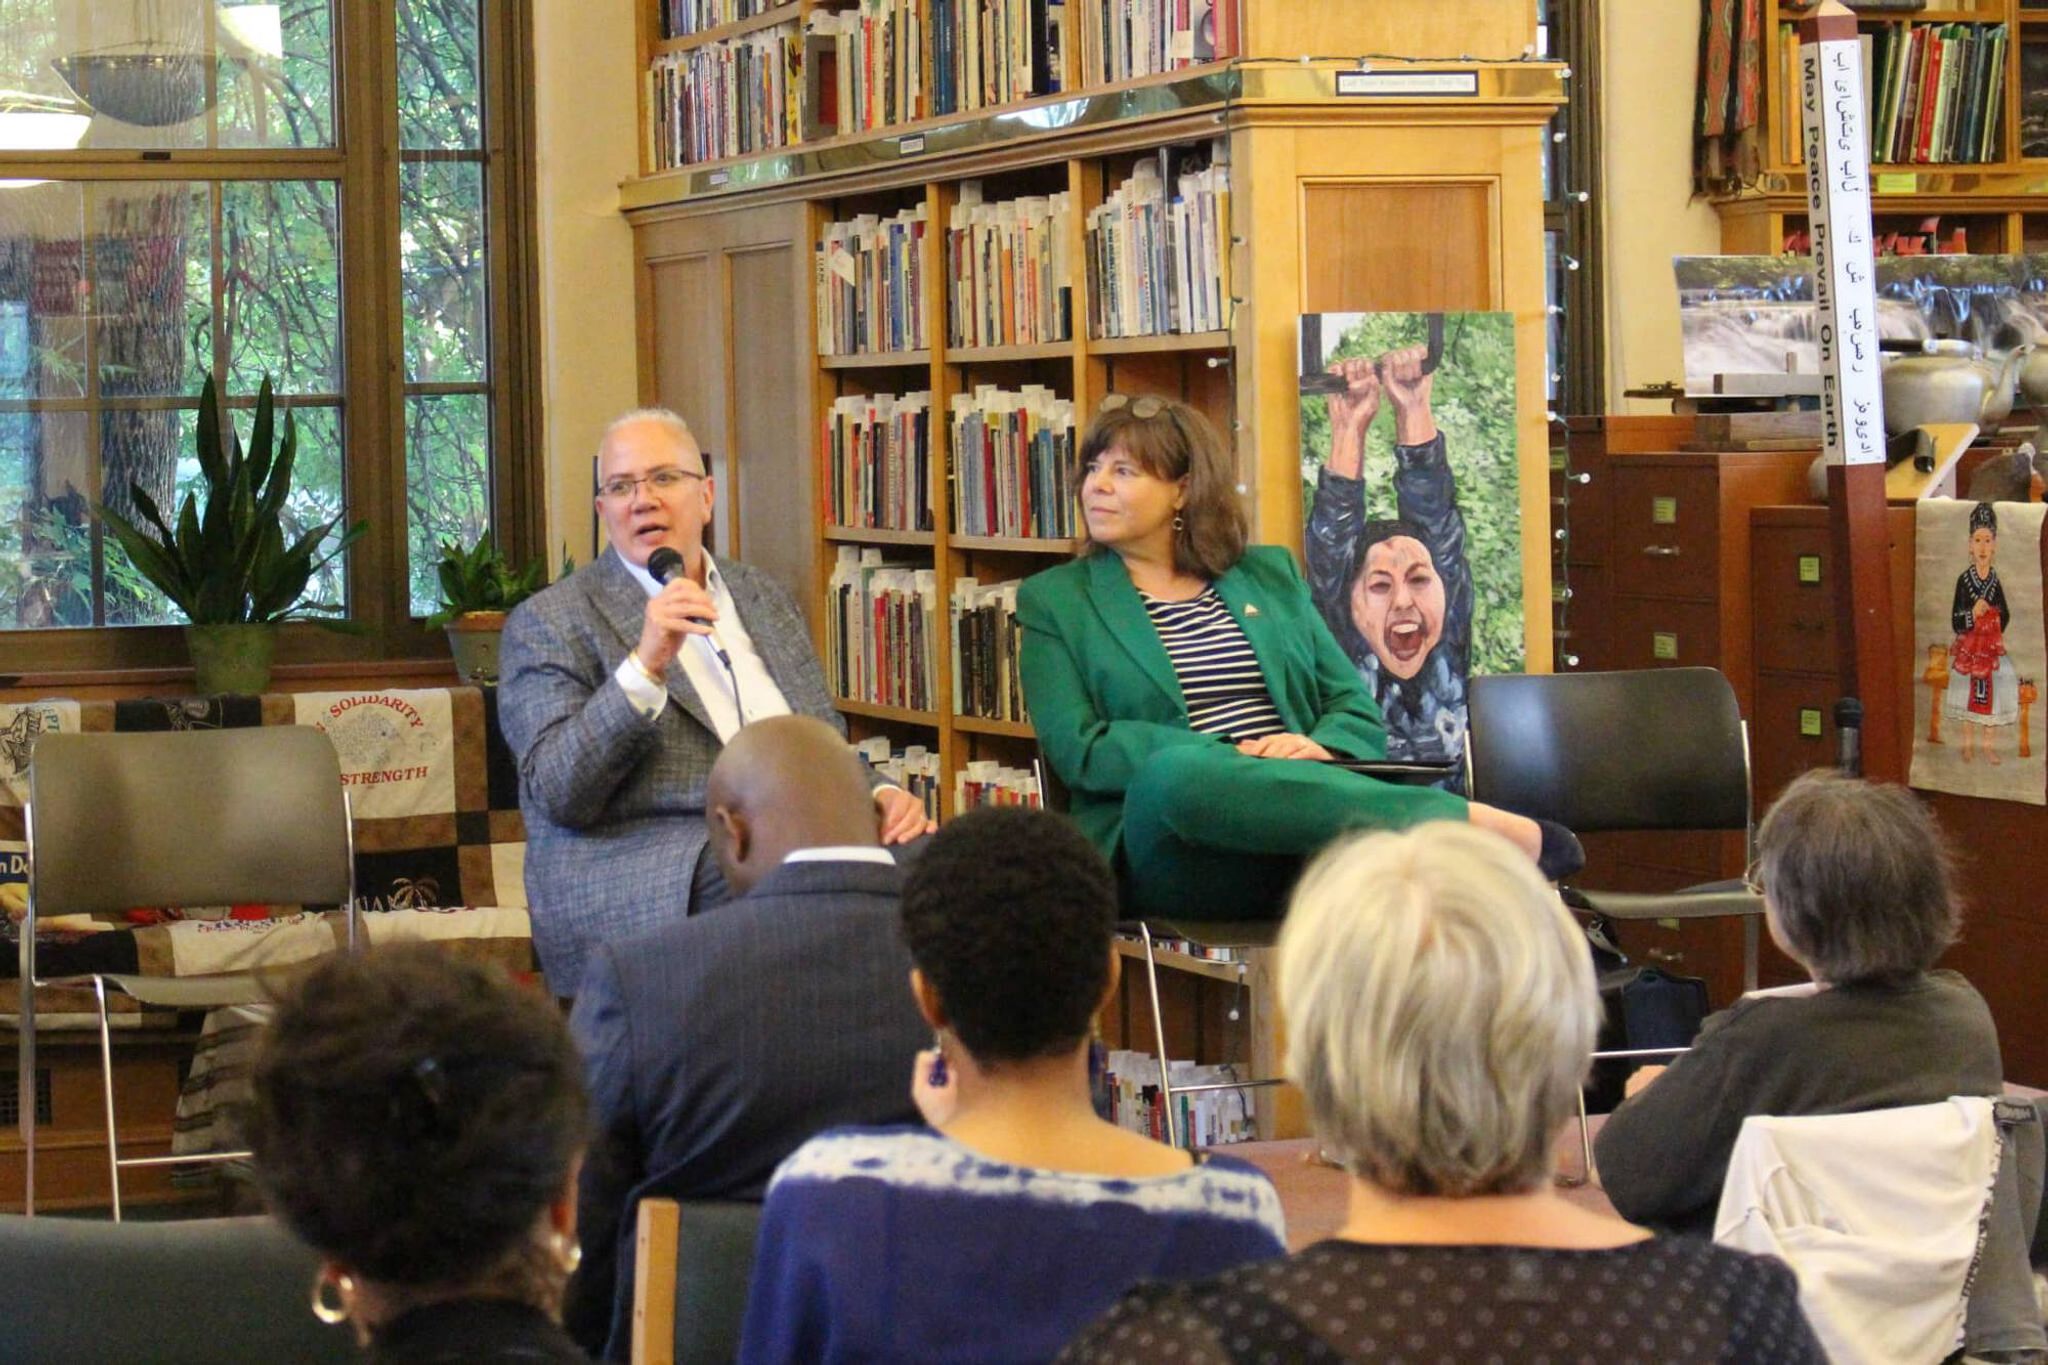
<box><xmin>1279</xmin><ymin>822</ymin><xmax>1599</xmax><ymax>1196</ymax></box>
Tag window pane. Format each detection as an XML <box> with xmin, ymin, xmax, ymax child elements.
<box><xmin>240</xmin><ymin>401</ymin><xmax>346</xmax><ymax>614</ymax></box>
<box><xmin>0</xmin><ymin>0</ymin><xmax>209</xmax><ymax>150</ymax></box>
<box><xmin>405</xmin><ymin>392</ymin><xmax>488</xmax><ymax>615</ymax></box>
<box><xmin>0</xmin><ymin>408</ymin><xmax>91</xmax><ymax>627</ymax></box>
<box><xmin>397</xmin><ymin>0</ymin><xmax>480</xmax><ymax>151</ymax></box>
<box><xmin>100</xmin><ymin>404</ymin><xmax>188</xmax><ymax>623</ymax></box>
<box><xmin>91</xmin><ymin>180</ymin><xmax>209</xmax><ymax>398</ymax></box>
<box><xmin>401</xmin><ymin>161</ymin><xmax>485</xmax><ymax>383</ymax></box>
<box><xmin>217</xmin><ymin>0</ymin><xmax>337</xmax><ymax>148</ymax></box>
<box><xmin>223</xmin><ymin>179</ymin><xmax>342</xmax><ymax>394</ymax></box>
<box><xmin>0</xmin><ymin>180</ymin><xmax>86</xmax><ymax>400</ymax></box>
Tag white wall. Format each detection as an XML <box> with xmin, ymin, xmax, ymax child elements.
<box><xmin>532</xmin><ymin>1</ymin><xmax>641</xmax><ymax>562</ymax></box>
<box><xmin>1600</xmin><ymin>0</ymin><xmax>1725</xmax><ymax>414</ymax></box>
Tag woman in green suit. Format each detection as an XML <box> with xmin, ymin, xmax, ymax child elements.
<box><xmin>1016</xmin><ymin>396</ymin><xmax>1578</xmax><ymax>921</ymax></box>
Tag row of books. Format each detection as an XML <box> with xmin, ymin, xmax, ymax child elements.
<box><xmin>950</xmin><ymin>577</ymin><xmax>1024</xmax><ymax>723</ymax></box>
<box><xmin>816</xmin><ymin>206</ymin><xmax>932</xmax><ymax>356</ymax></box>
<box><xmin>825</xmin><ymin>390</ymin><xmax>935</xmax><ymax>531</ymax></box>
<box><xmin>946</xmin><ymin>183</ymin><xmax>1076</xmax><ymax>349</ymax></box>
<box><xmin>655</xmin><ymin>0</ymin><xmax>787</xmax><ymax>40</ymax></box>
<box><xmin>1103</xmin><ymin>1051</ymin><xmax>1256</xmax><ymax>1147</ymax></box>
<box><xmin>805</xmin><ymin>1</ymin><xmax>927</xmax><ymax>135</ymax></box>
<box><xmin>647</xmin><ymin>25</ymin><xmax>803</xmax><ymax>170</ymax></box>
<box><xmin>956</xmin><ymin>759</ymin><xmax>1044</xmax><ymax>811</ymax></box>
<box><xmin>826</xmin><ymin>547</ymin><xmax>939</xmax><ymax>711</ymax></box>
<box><xmin>1780</xmin><ymin>23</ymin><xmax>2006</xmax><ymax>167</ymax></box>
<box><xmin>933</xmin><ymin>0</ymin><xmax>1066</xmax><ymax>116</ymax></box>
<box><xmin>1079</xmin><ymin>0</ymin><xmax>1238</xmax><ymax>86</ymax></box>
<box><xmin>852</xmin><ymin>736</ymin><xmax>943</xmax><ymax>820</ymax></box>
<box><xmin>1086</xmin><ymin>141</ymin><xmax>1232</xmax><ymax>339</ymax></box>
<box><xmin>951</xmin><ymin>384</ymin><xmax>1078</xmax><ymax>539</ymax></box>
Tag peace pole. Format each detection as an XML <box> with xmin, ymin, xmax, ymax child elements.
<box><xmin>1801</xmin><ymin>0</ymin><xmax>1900</xmax><ymax>780</ymax></box>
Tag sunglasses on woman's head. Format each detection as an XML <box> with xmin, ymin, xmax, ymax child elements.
<box><xmin>1099</xmin><ymin>393</ymin><xmax>1167</xmax><ymax>419</ymax></box>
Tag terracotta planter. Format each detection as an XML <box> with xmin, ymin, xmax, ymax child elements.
<box><xmin>184</xmin><ymin>623</ymin><xmax>278</xmax><ymax>695</ymax></box>
<box><xmin>445</xmin><ymin>610</ymin><xmax>508</xmax><ymax>685</ymax></box>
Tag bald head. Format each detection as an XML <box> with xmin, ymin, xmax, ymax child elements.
<box><xmin>706</xmin><ymin>716</ymin><xmax>881</xmax><ymax>894</ymax></box>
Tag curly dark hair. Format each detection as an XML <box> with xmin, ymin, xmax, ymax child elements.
<box><xmin>244</xmin><ymin>945</ymin><xmax>588</xmax><ymax>1290</ymax></box>
<box><xmin>901</xmin><ymin>807</ymin><xmax>1118</xmax><ymax>1064</ymax></box>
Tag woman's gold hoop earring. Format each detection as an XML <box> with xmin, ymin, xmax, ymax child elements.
<box><xmin>310</xmin><ymin>1270</ymin><xmax>354</xmax><ymax>1326</ymax></box>
<box><xmin>553</xmin><ymin>1231</ymin><xmax>583</xmax><ymax>1275</ymax></box>
<box><xmin>1172</xmin><ymin>514</ymin><xmax>1185</xmax><ymax>532</ymax></box>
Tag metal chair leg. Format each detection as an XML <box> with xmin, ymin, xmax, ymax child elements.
<box><xmin>94</xmin><ymin>976</ymin><xmax>122</xmax><ymax>1222</ymax></box>
<box><xmin>1742</xmin><ymin>916</ymin><xmax>1760</xmax><ymax>994</ymax></box>
<box><xmin>1140</xmin><ymin>925</ymin><xmax>1180</xmax><ymax>1150</ymax></box>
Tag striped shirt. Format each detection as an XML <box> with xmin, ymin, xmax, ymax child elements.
<box><xmin>1141</xmin><ymin>587</ymin><xmax>1286</xmax><ymax>741</ymax></box>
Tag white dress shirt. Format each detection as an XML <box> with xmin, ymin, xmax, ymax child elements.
<box><xmin>783</xmin><ymin>846</ymin><xmax>897</xmax><ymax>866</ymax></box>
<box><xmin>612</xmin><ymin>551</ymin><xmax>793</xmax><ymax>736</ymax></box>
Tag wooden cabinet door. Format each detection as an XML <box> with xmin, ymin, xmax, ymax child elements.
<box><xmin>1752</xmin><ymin>525</ymin><xmax>1838</xmax><ymax>677</ymax></box>
<box><xmin>1609</xmin><ymin>463</ymin><xmax>1722</xmax><ymax>601</ymax></box>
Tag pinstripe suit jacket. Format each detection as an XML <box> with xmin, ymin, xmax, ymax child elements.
<box><xmin>498</xmin><ymin>546</ymin><xmax>849</xmax><ymax>995</ymax></box>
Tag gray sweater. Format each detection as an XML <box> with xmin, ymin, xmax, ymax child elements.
<box><xmin>1594</xmin><ymin>969</ymin><xmax>2003</xmax><ymax>1236</ymax></box>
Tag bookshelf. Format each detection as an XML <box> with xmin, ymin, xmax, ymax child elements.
<box><xmin>625</xmin><ymin>2</ymin><xmax>1562</xmax><ymax>833</ymax></box>
<box><xmin>1718</xmin><ymin>0</ymin><xmax>2048</xmax><ymax>254</ymax></box>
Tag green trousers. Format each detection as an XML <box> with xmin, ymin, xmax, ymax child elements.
<box><xmin>1118</xmin><ymin>743</ymin><xmax>1469</xmax><ymax>921</ymax></box>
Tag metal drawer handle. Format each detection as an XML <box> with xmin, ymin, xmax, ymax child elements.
<box><xmin>1643</xmin><ymin>545</ymin><xmax>1682</xmax><ymax>557</ymax></box>
<box><xmin>1567</xmin><ymin>472</ymin><xmax>1591</xmax><ymax>485</ymax></box>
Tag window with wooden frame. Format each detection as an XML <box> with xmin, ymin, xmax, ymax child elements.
<box><xmin>0</xmin><ymin>0</ymin><xmax>539</xmax><ymax>673</ymax></box>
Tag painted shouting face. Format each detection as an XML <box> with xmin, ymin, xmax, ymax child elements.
<box><xmin>1351</xmin><ymin>535</ymin><xmax>1446</xmax><ymax>680</ymax></box>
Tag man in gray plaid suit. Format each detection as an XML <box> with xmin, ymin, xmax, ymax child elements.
<box><xmin>499</xmin><ymin>409</ymin><xmax>933</xmax><ymax>997</ymax></box>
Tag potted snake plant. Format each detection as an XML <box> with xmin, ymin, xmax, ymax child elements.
<box><xmin>98</xmin><ymin>376</ymin><xmax>367</xmax><ymax>695</ymax></box>
<box><xmin>424</xmin><ymin>534</ymin><xmax>552</xmax><ymax>685</ymax></box>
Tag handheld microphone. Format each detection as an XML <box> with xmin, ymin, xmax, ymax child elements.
<box><xmin>646</xmin><ymin>546</ymin><xmax>745</xmax><ymax>721</ymax></box>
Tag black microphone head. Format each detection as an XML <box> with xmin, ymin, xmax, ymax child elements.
<box><xmin>646</xmin><ymin>547</ymin><xmax>684</xmax><ymax>584</ymax></box>
<box><xmin>1834</xmin><ymin>697</ymin><xmax>1864</xmax><ymax>727</ymax></box>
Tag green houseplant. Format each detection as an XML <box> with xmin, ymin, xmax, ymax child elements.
<box><xmin>425</xmin><ymin>534</ymin><xmax>551</xmax><ymax>684</ymax></box>
<box><xmin>98</xmin><ymin>376</ymin><xmax>367</xmax><ymax>694</ymax></box>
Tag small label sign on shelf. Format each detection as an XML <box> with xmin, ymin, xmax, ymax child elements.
<box><xmin>1335</xmin><ymin>70</ymin><xmax>1480</xmax><ymax>98</ymax></box>
<box><xmin>708</xmin><ymin>169</ymin><xmax>730</xmax><ymax>187</ymax></box>
<box><xmin>900</xmin><ymin>133</ymin><xmax>926</xmax><ymax>155</ymax></box>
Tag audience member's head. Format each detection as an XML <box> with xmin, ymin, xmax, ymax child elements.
<box><xmin>1280</xmin><ymin>822</ymin><xmax>1598</xmax><ymax>1197</ymax></box>
<box><xmin>1754</xmin><ymin>770</ymin><xmax>1960</xmax><ymax>986</ymax></box>
<box><xmin>246</xmin><ymin>945</ymin><xmax>588</xmax><ymax>1343</ymax></box>
<box><xmin>706</xmin><ymin>715</ymin><xmax>881</xmax><ymax>895</ymax></box>
<box><xmin>901</xmin><ymin>807</ymin><xmax>1117</xmax><ymax>1065</ymax></box>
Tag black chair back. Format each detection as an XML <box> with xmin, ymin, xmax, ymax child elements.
<box><xmin>0</xmin><ymin>1214</ymin><xmax>353</xmax><ymax>1365</ymax></box>
<box><xmin>1465</xmin><ymin>668</ymin><xmax>1749</xmax><ymax>835</ymax></box>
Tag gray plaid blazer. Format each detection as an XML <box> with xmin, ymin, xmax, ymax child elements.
<box><xmin>498</xmin><ymin>547</ymin><xmax>849</xmax><ymax>995</ymax></box>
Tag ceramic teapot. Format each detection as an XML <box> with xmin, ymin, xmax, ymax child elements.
<box><xmin>2019</xmin><ymin>345</ymin><xmax>2048</xmax><ymax>421</ymax></box>
<box><xmin>1977</xmin><ymin>342</ymin><xmax>2031</xmax><ymax>426</ymax></box>
<box><xmin>1882</xmin><ymin>338</ymin><xmax>1994</xmax><ymax>436</ymax></box>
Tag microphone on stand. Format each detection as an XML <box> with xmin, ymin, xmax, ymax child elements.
<box><xmin>1834</xmin><ymin>697</ymin><xmax>1863</xmax><ymax>777</ymax></box>
<box><xmin>646</xmin><ymin>545</ymin><xmax>745</xmax><ymax>721</ymax></box>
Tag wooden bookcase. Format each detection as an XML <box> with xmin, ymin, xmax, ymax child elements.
<box><xmin>1718</xmin><ymin>0</ymin><xmax>2048</xmax><ymax>253</ymax></box>
<box><xmin>626</xmin><ymin>71</ymin><xmax>1562</xmax><ymax>817</ymax></box>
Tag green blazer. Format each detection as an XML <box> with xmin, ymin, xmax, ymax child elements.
<box><xmin>1016</xmin><ymin>544</ymin><xmax>1395</xmax><ymax>861</ymax></box>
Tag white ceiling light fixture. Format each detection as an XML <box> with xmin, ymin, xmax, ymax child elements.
<box><xmin>0</xmin><ymin>91</ymin><xmax>91</xmax><ymax>188</ymax></box>
<box><xmin>216</xmin><ymin>3</ymin><xmax>284</xmax><ymax>62</ymax></box>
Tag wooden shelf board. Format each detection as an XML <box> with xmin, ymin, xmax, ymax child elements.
<box><xmin>949</xmin><ymin>534</ymin><xmax>1078</xmax><ymax>554</ymax></box>
<box><xmin>1088</xmin><ymin>330</ymin><xmax>1233</xmax><ymax>355</ymax></box>
<box><xmin>836</xmin><ymin>697</ymin><xmax>941</xmax><ymax>726</ymax></box>
<box><xmin>650</xmin><ymin>2</ymin><xmax>802</xmax><ymax>55</ymax></box>
<box><xmin>953</xmin><ymin>714</ymin><xmax>1035</xmax><ymax>738</ymax></box>
<box><xmin>823</xmin><ymin>525</ymin><xmax>937</xmax><ymax>547</ymax></box>
<box><xmin>945</xmin><ymin>340</ymin><xmax>1076</xmax><ymax>363</ymax></box>
<box><xmin>1113</xmin><ymin>936</ymin><xmax>1251</xmax><ymax>984</ymax></box>
<box><xmin>820</xmin><ymin>349</ymin><xmax>934</xmax><ymax>370</ymax></box>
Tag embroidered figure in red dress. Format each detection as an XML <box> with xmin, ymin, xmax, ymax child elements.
<box><xmin>1945</xmin><ymin>501</ymin><xmax>2018</xmax><ymax>764</ymax></box>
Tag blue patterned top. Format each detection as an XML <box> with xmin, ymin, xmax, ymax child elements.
<box><xmin>737</xmin><ymin>1125</ymin><xmax>1287</xmax><ymax>1364</ymax></box>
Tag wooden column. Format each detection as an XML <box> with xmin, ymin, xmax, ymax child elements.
<box><xmin>1800</xmin><ymin>1</ymin><xmax>1901</xmax><ymax>780</ymax></box>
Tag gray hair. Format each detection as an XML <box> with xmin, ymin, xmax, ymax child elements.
<box><xmin>1755</xmin><ymin>770</ymin><xmax>1959</xmax><ymax>985</ymax></box>
<box><xmin>594</xmin><ymin>408</ymin><xmax>698</xmax><ymax>481</ymax></box>
<box><xmin>1278</xmin><ymin>822</ymin><xmax>1599</xmax><ymax>1197</ymax></box>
